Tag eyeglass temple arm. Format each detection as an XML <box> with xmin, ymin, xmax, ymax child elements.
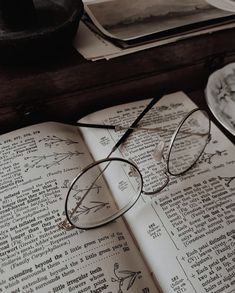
<box><xmin>78</xmin><ymin>97</ymin><xmax>159</xmax><ymax>152</ymax></box>
<box><xmin>76</xmin><ymin>122</ymin><xmax>116</xmax><ymax>130</ymax></box>
<box><xmin>76</xmin><ymin>122</ymin><xmax>208</xmax><ymax>137</ymax></box>
<box><xmin>76</xmin><ymin>122</ymin><xmax>163</xmax><ymax>131</ymax></box>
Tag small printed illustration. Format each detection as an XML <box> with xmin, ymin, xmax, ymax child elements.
<box><xmin>59</xmin><ymin>195</ymin><xmax>111</xmax><ymax>230</ymax></box>
<box><xmin>39</xmin><ymin>135</ymin><xmax>79</xmax><ymax>148</ymax></box>
<box><xmin>199</xmin><ymin>149</ymin><xmax>227</xmax><ymax>164</ymax></box>
<box><xmin>111</xmin><ymin>263</ymin><xmax>141</xmax><ymax>293</ymax></box>
<box><xmin>218</xmin><ymin>175</ymin><xmax>235</xmax><ymax>187</ymax></box>
<box><xmin>68</xmin><ymin>201</ymin><xmax>110</xmax><ymax>221</ymax></box>
<box><xmin>24</xmin><ymin>151</ymin><xmax>83</xmax><ymax>171</ymax></box>
<box><xmin>61</xmin><ymin>179</ymin><xmax>102</xmax><ymax>200</ymax></box>
<box><xmin>60</xmin><ymin>178</ymin><xmax>111</xmax><ymax>229</ymax></box>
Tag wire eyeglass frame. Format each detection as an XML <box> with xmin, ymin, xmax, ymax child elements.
<box><xmin>59</xmin><ymin>99</ymin><xmax>211</xmax><ymax>230</ymax></box>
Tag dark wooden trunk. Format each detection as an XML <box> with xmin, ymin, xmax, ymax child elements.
<box><xmin>0</xmin><ymin>25</ymin><xmax>234</xmax><ymax>144</ymax></box>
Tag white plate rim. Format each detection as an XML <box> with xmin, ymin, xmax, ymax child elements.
<box><xmin>205</xmin><ymin>62</ymin><xmax>235</xmax><ymax>136</ymax></box>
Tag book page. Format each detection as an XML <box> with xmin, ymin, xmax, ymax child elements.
<box><xmin>79</xmin><ymin>92</ymin><xmax>235</xmax><ymax>293</ymax></box>
<box><xmin>0</xmin><ymin>122</ymin><xmax>158</xmax><ymax>292</ymax></box>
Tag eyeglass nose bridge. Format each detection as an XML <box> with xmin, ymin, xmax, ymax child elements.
<box><xmin>139</xmin><ymin>140</ymin><xmax>170</xmax><ymax>196</ymax></box>
<box><xmin>152</xmin><ymin>140</ymin><xmax>165</xmax><ymax>162</ymax></box>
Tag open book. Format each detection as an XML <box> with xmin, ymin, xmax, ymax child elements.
<box><xmin>0</xmin><ymin>92</ymin><xmax>234</xmax><ymax>293</ymax></box>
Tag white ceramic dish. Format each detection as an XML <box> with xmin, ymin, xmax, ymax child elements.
<box><xmin>206</xmin><ymin>0</ymin><xmax>235</xmax><ymax>12</ymax></box>
<box><xmin>205</xmin><ymin>63</ymin><xmax>235</xmax><ymax>136</ymax></box>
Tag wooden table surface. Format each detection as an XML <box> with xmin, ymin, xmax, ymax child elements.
<box><xmin>0</xmin><ymin>25</ymin><xmax>234</xmax><ymax>144</ymax></box>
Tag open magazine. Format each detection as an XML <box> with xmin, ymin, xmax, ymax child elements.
<box><xmin>83</xmin><ymin>0</ymin><xmax>235</xmax><ymax>48</ymax></box>
<box><xmin>0</xmin><ymin>92</ymin><xmax>234</xmax><ymax>292</ymax></box>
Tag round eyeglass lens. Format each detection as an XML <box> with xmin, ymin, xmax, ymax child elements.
<box><xmin>65</xmin><ymin>158</ymin><xmax>143</xmax><ymax>229</ymax></box>
<box><xmin>167</xmin><ymin>109</ymin><xmax>210</xmax><ymax>176</ymax></box>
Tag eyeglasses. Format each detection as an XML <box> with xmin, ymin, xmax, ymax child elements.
<box><xmin>59</xmin><ymin>98</ymin><xmax>211</xmax><ymax>230</ymax></box>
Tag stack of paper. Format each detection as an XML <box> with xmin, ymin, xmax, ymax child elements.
<box><xmin>74</xmin><ymin>0</ymin><xmax>235</xmax><ymax>61</ymax></box>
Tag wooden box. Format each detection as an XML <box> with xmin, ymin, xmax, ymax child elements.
<box><xmin>0</xmin><ymin>26</ymin><xmax>234</xmax><ymax>144</ymax></box>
